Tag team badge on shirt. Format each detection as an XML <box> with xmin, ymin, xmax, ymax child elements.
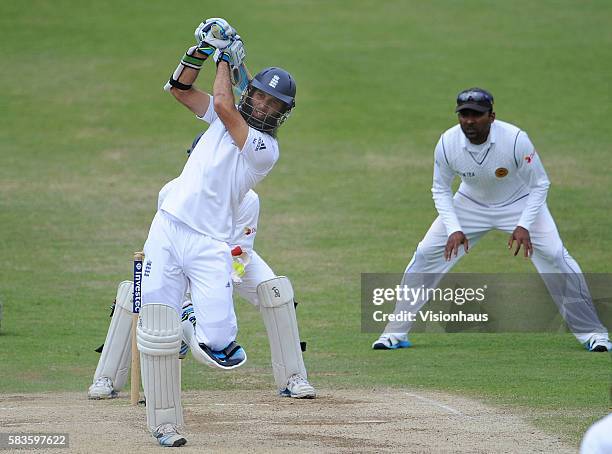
<box><xmin>244</xmin><ymin>226</ymin><xmax>257</xmax><ymax>236</ymax></box>
<box><xmin>495</xmin><ymin>167</ymin><xmax>509</xmax><ymax>178</ymax></box>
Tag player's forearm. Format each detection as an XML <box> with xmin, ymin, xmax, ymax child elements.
<box><xmin>517</xmin><ymin>179</ymin><xmax>550</xmax><ymax>230</ymax></box>
<box><xmin>432</xmin><ymin>144</ymin><xmax>462</xmax><ymax>235</ymax></box>
<box><xmin>172</xmin><ymin>87</ymin><xmax>211</xmax><ymax>117</ymax></box>
<box><xmin>212</xmin><ymin>59</ymin><xmax>249</xmax><ymax>148</ymax></box>
<box><xmin>432</xmin><ymin>189</ymin><xmax>463</xmax><ymax>235</ymax></box>
<box><xmin>173</xmin><ymin>49</ymin><xmax>209</xmax><ymax>87</ymax></box>
<box><xmin>212</xmin><ymin>61</ymin><xmax>235</xmax><ymax>113</ymax></box>
<box><xmin>165</xmin><ymin>46</ymin><xmax>212</xmax><ymax>116</ymax></box>
<box><xmin>515</xmin><ymin>137</ymin><xmax>550</xmax><ymax>230</ymax></box>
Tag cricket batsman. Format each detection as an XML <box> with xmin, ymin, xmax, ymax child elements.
<box><xmin>130</xmin><ymin>17</ymin><xmax>296</xmax><ymax>446</ymax></box>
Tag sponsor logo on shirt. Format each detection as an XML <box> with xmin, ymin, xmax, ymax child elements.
<box><xmin>525</xmin><ymin>150</ymin><xmax>536</xmax><ymax>164</ymax></box>
<box><xmin>253</xmin><ymin>137</ymin><xmax>267</xmax><ymax>151</ymax></box>
<box><xmin>461</xmin><ymin>171</ymin><xmax>476</xmax><ymax>178</ymax></box>
<box><xmin>244</xmin><ymin>226</ymin><xmax>257</xmax><ymax>236</ymax></box>
<box><xmin>495</xmin><ymin>167</ymin><xmax>509</xmax><ymax>178</ymax></box>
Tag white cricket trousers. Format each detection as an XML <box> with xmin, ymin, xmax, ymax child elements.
<box><xmin>384</xmin><ymin>193</ymin><xmax>608</xmax><ymax>344</ymax></box>
<box><xmin>142</xmin><ymin>211</ymin><xmax>235</xmax><ymax>351</ymax></box>
<box><xmin>234</xmin><ymin>250</ymin><xmax>276</xmax><ymax>307</ymax></box>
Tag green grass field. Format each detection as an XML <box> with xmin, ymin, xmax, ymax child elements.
<box><xmin>1</xmin><ymin>0</ymin><xmax>611</xmax><ymax>447</ymax></box>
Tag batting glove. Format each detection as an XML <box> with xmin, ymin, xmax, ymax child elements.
<box><xmin>213</xmin><ymin>38</ymin><xmax>245</xmax><ymax>67</ymax></box>
<box><xmin>195</xmin><ymin>18</ymin><xmax>236</xmax><ymax>51</ymax></box>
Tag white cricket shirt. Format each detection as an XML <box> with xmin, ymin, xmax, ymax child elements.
<box><xmin>160</xmin><ymin>96</ymin><xmax>279</xmax><ymax>242</ymax></box>
<box><xmin>431</xmin><ymin>120</ymin><xmax>551</xmax><ymax>235</ymax></box>
<box><xmin>230</xmin><ymin>189</ymin><xmax>259</xmax><ymax>253</ymax></box>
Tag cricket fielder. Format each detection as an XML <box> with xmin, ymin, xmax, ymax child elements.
<box><xmin>135</xmin><ymin>17</ymin><xmax>296</xmax><ymax>446</ymax></box>
<box><xmin>88</xmin><ymin>185</ymin><xmax>316</xmax><ymax>402</ymax></box>
<box><xmin>581</xmin><ymin>412</ymin><xmax>612</xmax><ymax>453</ymax></box>
<box><xmin>372</xmin><ymin>88</ymin><xmax>611</xmax><ymax>353</ymax></box>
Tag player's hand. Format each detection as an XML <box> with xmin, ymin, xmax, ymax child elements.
<box><xmin>508</xmin><ymin>226</ymin><xmax>532</xmax><ymax>258</ymax></box>
<box><xmin>444</xmin><ymin>231</ymin><xmax>469</xmax><ymax>261</ymax></box>
<box><xmin>195</xmin><ymin>18</ymin><xmax>236</xmax><ymax>50</ymax></box>
<box><xmin>212</xmin><ymin>48</ymin><xmax>231</xmax><ymax>66</ymax></box>
<box><xmin>213</xmin><ymin>37</ymin><xmax>246</xmax><ymax>67</ymax></box>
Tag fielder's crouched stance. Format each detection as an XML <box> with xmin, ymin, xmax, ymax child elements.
<box><xmin>373</xmin><ymin>88</ymin><xmax>612</xmax><ymax>353</ymax></box>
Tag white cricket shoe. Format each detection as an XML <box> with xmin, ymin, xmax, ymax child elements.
<box><xmin>153</xmin><ymin>423</ymin><xmax>187</xmax><ymax>447</ymax></box>
<box><xmin>372</xmin><ymin>333</ymin><xmax>412</xmax><ymax>350</ymax></box>
<box><xmin>280</xmin><ymin>374</ymin><xmax>316</xmax><ymax>399</ymax></box>
<box><xmin>585</xmin><ymin>335</ymin><xmax>612</xmax><ymax>352</ymax></box>
<box><xmin>87</xmin><ymin>377</ymin><xmax>117</xmax><ymax>400</ymax></box>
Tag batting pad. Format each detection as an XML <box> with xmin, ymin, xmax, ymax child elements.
<box><xmin>257</xmin><ymin>277</ymin><xmax>307</xmax><ymax>390</ymax></box>
<box><xmin>137</xmin><ymin>304</ymin><xmax>183</xmax><ymax>430</ymax></box>
<box><xmin>93</xmin><ymin>281</ymin><xmax>133</xmax><ymax>390</ymax></box>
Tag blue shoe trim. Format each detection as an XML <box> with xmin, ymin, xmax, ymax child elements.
<box><xmin>179</xmin><ymin>341</ymin><xmax>190</xmax><ymax>357</ymax></box>
<box><xmin>395</xmin><ymin>340</ymin><xmax>412</xmax><ymax>349</ymax></box>
<box><xmin>374</xmin><ymin>339</ymin><xmax>412</xmax><ymax>350</ymax></box>
<box><xmin>181</xmin><ymin>306</ymin><xmax>194</xmax><ymax>323</ymax></box>
<box><xmin>197</xmin><ymin>342</ymin><xmax>247</xmax><ymax>368</ymax></box>
<box><xmin>157</xmin><ymin>434</ymin><xmax>186</xmax><ymax>447</ymax></box>
<box><xmin>212</xmin><ymin>346</ymin><xmax>245</xmax><ymax>360</ymax></box>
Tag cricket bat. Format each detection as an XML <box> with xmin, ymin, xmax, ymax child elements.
<box><xmin>230</xmin><ymin>62</ymin><xmax>251</xmax><ymax>98</ymax></box>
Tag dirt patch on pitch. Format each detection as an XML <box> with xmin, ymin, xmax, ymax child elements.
<box><xmin>0</xmin><ymin>389</ymin><xmax>574</xmax><ymax>453</ymax></box>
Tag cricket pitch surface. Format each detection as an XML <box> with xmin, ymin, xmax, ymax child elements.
<box><xmin>0</xmin><ymin>389</ymin><xmax>574</xmax><ymax>453</ymax></box>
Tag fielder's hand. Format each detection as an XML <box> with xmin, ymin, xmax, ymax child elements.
<box><xmin>508</xmin><ymin>226</ymin><xmax>532</xmax><ymax>258</ymax></box>
<box><xmin>195</xmin><ymin>18</ymin><xmax>236</xmax><ymax>50</ymax></box>
<box><xmin>444</xmin><ymin>231</ymin><xmax>469</xmax><ymax>261</ymax></box>
<box><xmin>213</xmin><ymin>37</ymin><xmax>246</xmax><ymax>67</ymax></box>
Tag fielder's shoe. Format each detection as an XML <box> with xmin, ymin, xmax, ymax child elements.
<box><xmin>585</xmin><ymin>335</ymin><xmax>612</xmax><ymax>352</ymax></box>
<box><xmin>87</xmin><ymin>377</ymin><xmax>117</xmax><ymax>400</ymax></box>
<box><xmin>280</xmin><ymin>374</ymin><xmax>316</xmax><ymax>399</ymax></box>
<box><xmin>153</xmin><ymin>423</ymin><xmax>187</xmax><ymax>447</ymax></box>
<box><xmin>179</xmin><ymin>302</ymin><xmax>196</xmax><ymax>359</ymax></box>
<box><xmin>372</xmin><ymin>333</ymin><xmax>412</xmax><ymax>350</ymax></box>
